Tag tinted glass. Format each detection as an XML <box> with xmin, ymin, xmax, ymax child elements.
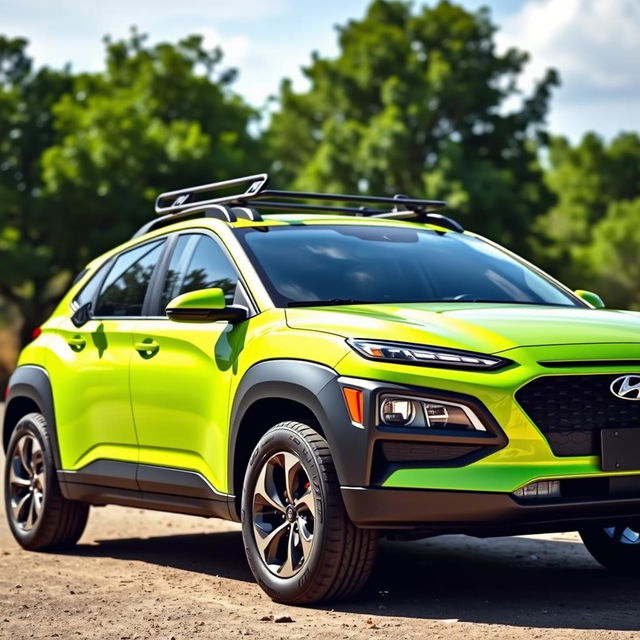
<box><xmin>73</xmin><ymin>264</ymin><xmax>108</xmax><ymax>308</ymax></box>
<box><xmin>94</xmin><ymin>240</ymin><xmax>164</xmax><ymax>316</ymax></box>
<box><xmin>237</xmin><ymin>225</ymin><xmax>580</xmax><ymax>307</ymax></box>
<box><xmin>160</xmin><ymin>234</ymin><xmax>238</xmax><ymax>309</ymax></box>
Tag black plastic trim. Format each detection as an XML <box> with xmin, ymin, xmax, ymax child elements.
<box><xmin>228</xmin><ymin>360</ymin><xmax>351</xmax><ymax>494</ymax></box>
<box><xmin>58</xmin><ymin>460</ymin><xmax>137</xmax><ymax>491</ymax></box>
<box><xmin>341</xmin><ymin>486</ymin><xmax>640</xmax><ymax>535</ymax></box>
<box><xmin>57</xmin><ymin>460</ymin><xmax>232</xmax><ymax>519</ymax></box>
<box><xmin>4</xmin><ymin>365</ymin><xmax>61</xmax><ymax>468</ymax></box>
<box><xmin>60</xmin><ymin>483</ymin><xmax>230</xmax><ymax>519</ymax></box>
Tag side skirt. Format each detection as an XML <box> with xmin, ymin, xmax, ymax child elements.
<box><xmin>58</xmin><ymin>460</ymin><xmax>233</xmax><ymax>520</ymax></box>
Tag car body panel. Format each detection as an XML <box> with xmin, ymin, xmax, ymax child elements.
<box><xmin>40</xmin><ymin>316</ymin><xmax>139</xmax><ymax>469</ymax></box>
<box><xmin>7</xmin><ymin>212</ymin><xmax>640</xmax><ymax>531</ymax></box>
<box><xmin>286</xmin><ymin>304</ymin><xmax>640</xmax><ymax>352</ymax></box>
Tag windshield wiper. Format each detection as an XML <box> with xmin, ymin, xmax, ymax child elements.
<box><xmin>287</xmin><ymin>298</ymin><xmax>378</xmax><ymax>308</ymax></box>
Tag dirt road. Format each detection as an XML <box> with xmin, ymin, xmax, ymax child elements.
<box><xmin>2</xmin><ymin>417</ymin><xmax>640</xmax><ymax>638</ymax></box>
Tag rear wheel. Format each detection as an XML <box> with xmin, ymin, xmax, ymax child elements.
<box><xmin>580</xmin><ymin>524</ymin><xmax>640</xmax><ymax>570</ymax></box>
<box><xmin>4</xmin><ymin>412</ymin><xmax>89</xmax><ymax>550</ymax></box>
<box><xmin>241</xmin><ymin>420</ymin><xmax>377</xmax><ymax>604</ymax></box>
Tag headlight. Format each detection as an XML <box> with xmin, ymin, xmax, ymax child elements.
<box><xmin>379</xmin><ymin>393</ymin><xmax>486</xmax><ymax>431</ymax></box>
<box><xmin>348</xmin><ymin>339</ymin><xmax>511</xmax><ymax>371</ymax></box>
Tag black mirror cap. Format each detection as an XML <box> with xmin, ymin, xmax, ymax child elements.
<box><xmin>166</xmin><ymin>305</ymin><xmax>249</xmax><ymax>324</ymax></box>
<box><xmin>71</xmin><ymin>302</ymin><xmax>92</xmax><ymax>328</ymax></box>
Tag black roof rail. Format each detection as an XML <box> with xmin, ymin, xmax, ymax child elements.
<box><xmin>133</xmin><ymin>172</ymin><xmax>461</xmax><ymax>238</ymax></box>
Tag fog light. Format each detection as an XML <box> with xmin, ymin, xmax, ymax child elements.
<box><xmin>379</xmin><ymin>393</ymin><xmax>486</xmax><ymax>431</ymax></box>
<box><xmin>424</xmin><ymin>403</ymin><xmax>449</xmax><ymax>427</ymax></box>
<box><xmin>380</xmin><ymin>397</ymin><xmax>416</xmax><ymax>426</ymax></box>
<box><xmin>513</xmin><ymin>480</ymin><xmax>561</xmax><ymax>499</ymax></box>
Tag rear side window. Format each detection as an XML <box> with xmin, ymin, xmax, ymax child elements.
<box><xmin>72</xmin><ymin>264</ymin><xmax>108</xmax><ymax>309</ymax></box>
<box><xmin>94</xmin><ymin>240</ymin><xmax>164</xmax><ymax>317</ymax></box>
<box><xmin>160</xmin><ymin>234</ymin><xmax>239</xmax><ymax>309</ymax></box>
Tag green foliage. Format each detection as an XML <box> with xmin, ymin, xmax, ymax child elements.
<box><xmin>0</xmin><ymin>31</ymin><xmax>263</xmax><ymax>344</ymax></box>
<box><xmin>267</xmin><ymin>0</ymin><xmax>558</xmax><ymax>253</ymax></box>
<box><xmin>578</xmin><ymin>198</ymin><xmax>640</xmax><ymax>310</ymax></box>
<box><xmin>0</xmin><ymin>36</ymin><xmax>74</xmax><ymax>342</ymax></box>
<box><xmin>1</xmin><ymin>0</ymin><xmax>640</xmax><ymax>364</ymax></box>
<box><xmin>536</xmin><ymin>132</ymin><xmax>640</xmax><ymax>302</ymax></box>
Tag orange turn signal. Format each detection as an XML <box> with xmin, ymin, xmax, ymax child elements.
<box><xmin>342</xmin><ymin>387</ymin><xmax>364</xmax><ymax>425</ymax></box>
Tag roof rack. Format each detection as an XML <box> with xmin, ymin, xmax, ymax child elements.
<box><xmin>133</xmin><ymin>173</ymin><xmax>462</xmax><ymax>238</ymax></box>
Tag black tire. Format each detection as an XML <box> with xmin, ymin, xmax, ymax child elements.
<box><xmin>580</xmin><ymin>525</ymin><xmax>640</xmax><ymax>571</ymax></box>
<box><xmin>4</xmin><ymin>412</ymin><xmax>89</xmax><ymax>551</ymax></box>
<box><xmin>241</xmin><ymin>421</ymin><xmax>377</xmax><ymax>604</ymax></box>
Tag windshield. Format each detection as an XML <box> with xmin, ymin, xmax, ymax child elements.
<box><xmin>236</xmin><ymin>224</ymin><xmax>581</xmax><ymax>308</ymax></box>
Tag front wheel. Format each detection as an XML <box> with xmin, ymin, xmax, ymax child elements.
<box><xmin>241</xmin><ymin>421</ymin><xmax>377</xmax><ymax>604</ymax></box>
<box><xmin>580</xmin><ymin>524</ymin><xmax>640</xmax><ymax>570</ymax></box>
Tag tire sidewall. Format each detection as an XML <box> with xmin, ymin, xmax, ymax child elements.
<box><xmin>581</xmin><ymin>525</ymin><xmax>640</xmax><ymax>570</ymax></box>
<box><xmin>4</xmin><ymin>413</ymin><xmax>59</xmax><ymax>548</ymax></box>
<box><xmin>241</xmin><ymin>424</ymin><xmax>331</xmax><ymax>602</ymax></box>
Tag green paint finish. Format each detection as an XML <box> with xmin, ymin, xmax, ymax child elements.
<box><xmin>167</xmin><ymin>287</ymin><xmax>226</xmax><ymax>310</ymax></box>
<box><xmin>14</xmin><ymin>212</ymin><xmax>640</xmax><ymax>507</ymax></box>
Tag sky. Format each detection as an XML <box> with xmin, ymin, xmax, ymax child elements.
<box><xmin>2</xmin><ymin>0</ymin><xmax>639</xmax><ymax>142</ymax></box>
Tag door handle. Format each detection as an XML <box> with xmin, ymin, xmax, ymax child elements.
<box><xmin>135</xmin><ymin>339</ymin><xmax>160</xmax><ymax>358</ymax></box>
<box><xmin>67</xmin><ymin>335</ymin><xmax>86</xmax><ymax>352</ymax></box>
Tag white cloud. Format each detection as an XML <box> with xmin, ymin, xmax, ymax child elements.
<box><xmin>496</xmin><ymin>0</ymin><xmax>640</xmax><ymax>138</ymax></box>
<box><xmin>200</xmin><ymin>28</ymin><xmax>252</xmax><ymax>68</ymax></box>
<box><xmin>497</xmin><ymin>0</ymin><xmax>640</xmax><ymax>98</ymax></box>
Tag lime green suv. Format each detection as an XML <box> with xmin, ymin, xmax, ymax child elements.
<box><xmin>5</xmin><ymin>174</ymin><xmax>640</xmax><ymax>603</ymax></box>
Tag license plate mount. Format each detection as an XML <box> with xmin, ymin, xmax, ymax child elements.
<box><xmin>601</xmin><ymin>427</ymin><xmax>640</xmax><ymax>472</ymax></box>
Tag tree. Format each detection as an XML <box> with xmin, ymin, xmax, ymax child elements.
<box><xmin>0</xmin><ymin>31</ymin><xmax>264</xmax><ymax>348</ymax></box>
<box><xmin>0</xmin><ymin>36</ymin><xmax>73</xmax><ymax>347</ymax></box>
<box><xmin>266</xmin><ymin>0</ymin><xmax>558</xmax><ymax>254</ymax></box>
<box><xmin>581</xmin><ymin>199</ymin><xmax>640</xmax><ymax>310</ymax></box>
<box><xmin>535</xmin><ymin>132</ymin><xmax>640</xmax><ymax>302</ymax></box>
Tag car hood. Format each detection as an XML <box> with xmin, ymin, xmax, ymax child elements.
<box><xmin>285</xmin><ymin>303</ymin><xmax>640</xmax><ymax>354</ymax></box>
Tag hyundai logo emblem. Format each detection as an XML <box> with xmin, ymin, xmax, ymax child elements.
<box><xmin>610</xmin><ymin>375</ymin><xmax>640</xmax><ymax>401</ymax></box>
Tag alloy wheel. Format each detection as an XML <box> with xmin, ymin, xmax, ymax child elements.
<box><xmin>604</xmin><ymin>526</ymin><xmax>640</xmax><ymax>545</ymax></box>
<box><xmin>252</xmin><ymin>451</ymin><xmax>316</xmax><ymax>578</ymax></box>
<box><xmin>8</xmin><ymin>434</ymin><xmax>46</xmax><ymax>532</ymax></box>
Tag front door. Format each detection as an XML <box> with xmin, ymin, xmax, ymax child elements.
<box><xmin>130</xmin><ymin>232</ymin><xmax>246</xmax><ymax>494</ymax></box>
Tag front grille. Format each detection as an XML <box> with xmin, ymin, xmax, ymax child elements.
<box><xmin>516</xmin><ymin>375</ymin><xmax>640</xmax><ymax>456</ymax></box>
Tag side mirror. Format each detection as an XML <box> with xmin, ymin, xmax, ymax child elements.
<box><xmin>71</xmin><ymin>302</ymin><xmax>92</xmax><ymax>328</ymax></box>
<box><xmin>575</xmin><ymin>289</ymin><xmax>605</xmax><ymax>309</ymax></box>
<box><xmin>166</xmin><ymin>288</ymin><xmax>248</xmax><ymax>324</ymax></box>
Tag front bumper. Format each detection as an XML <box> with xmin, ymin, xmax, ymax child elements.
<box><xmin>341</xmin><ymin>486</ymin><xmax>640</xmax><ymax>535</ymax></box>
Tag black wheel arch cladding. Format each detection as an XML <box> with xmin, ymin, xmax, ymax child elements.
<box><xmin>228</xmin><ymin>359</ymin><xmax>368</xmax><ymax>496</ymax></box>
<box><xmin>4</xmin><ymin>365</ymin><xmax>62</xmax><ymax>469</ymax></box>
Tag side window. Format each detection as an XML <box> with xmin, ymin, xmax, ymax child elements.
<box><xmin>94</xmin><ymin>240</ymin><xmax>164</xmax><ymax>317</ymax></box>
<box><xmin>160</xmin><ymin>234</ymin><xmax>239</xmax><ymax>310</ymax></box>
<box><xmin>72</xmin><ymin>263</ymin><xmax>109</xmax><ymax>309</ymax></box>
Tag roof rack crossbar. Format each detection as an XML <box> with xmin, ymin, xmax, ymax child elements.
<box><xmin>155</xmin><ymin>173</ymin><xmax>269</xmax><ymax>215</ymax></box>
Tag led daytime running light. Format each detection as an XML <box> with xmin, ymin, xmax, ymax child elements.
<box><xmin>348</xmin><ymin>339</ymin><xmax>509</xmax><ymax>370</ymax></box>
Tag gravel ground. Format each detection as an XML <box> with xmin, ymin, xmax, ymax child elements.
<box><xmin>2</xmin><ymin>404</ymin><xmax>640</xmax><ymax>639</ymax></box>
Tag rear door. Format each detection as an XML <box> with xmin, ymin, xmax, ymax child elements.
<box><xmin>129</xmin><ymin>231</ymin><xmax>247</xmax><ymax>495</ymax></box>
<box><xmin>49</xmin><ymin>238</ymin><xmax>166</xmax><ymax>477</ymax></box>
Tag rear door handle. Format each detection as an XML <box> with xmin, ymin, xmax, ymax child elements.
<box><xmin>67</xmin><ymin>335</ymin><xmax>86</xmax><ymax>351</ymax></box>
<box><xmin>135</xmin><ymin>339</ymin><xmax>160</xmax><ymax>358</ymax></box>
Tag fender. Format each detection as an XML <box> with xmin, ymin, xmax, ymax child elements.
<box><xmin>3</xmin><ymin>365</ymin><xmax>62</xmax><ymax>469</ymax></box>
<box><xmin>228</xmin><ymin>359</ymin><xmax>370</xmax><ymax>496</ymax></box>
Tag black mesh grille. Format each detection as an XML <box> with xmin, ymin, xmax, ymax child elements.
<box><xmin>515</xmin><ymin>375</ymin><xmax>640</xmax><ymax>456</ymax></box>
<box><xmin>378</xmin><ymin>441</ymin><xmax>482</xmax><ymax>463</ymax></box>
